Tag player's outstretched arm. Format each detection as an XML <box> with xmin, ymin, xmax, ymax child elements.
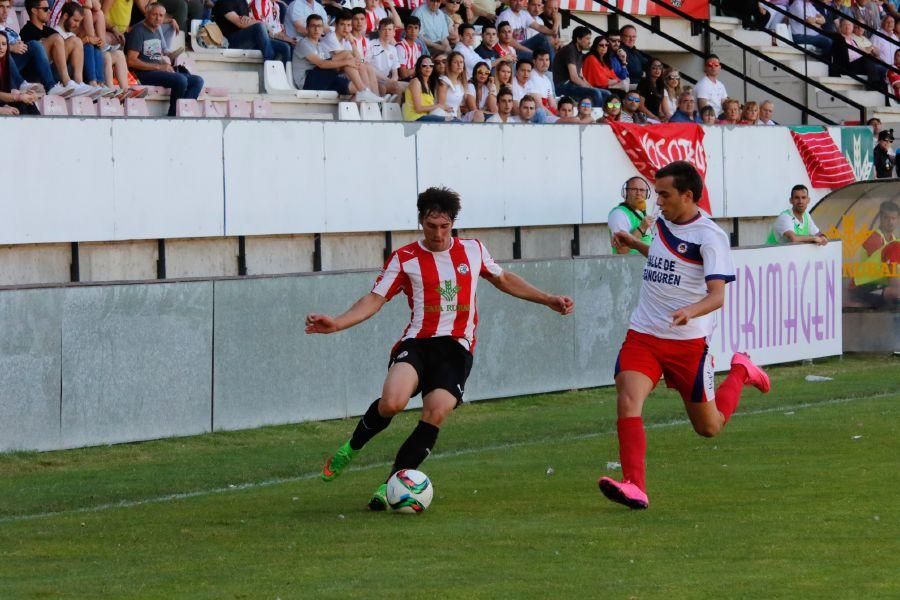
<box><xmin>305</xmin><ymin>292</ymin><xmax>387</xmax><ymax>334</ymax></box>
<box><xmin>671</xmin><ymin>279</ymin><xmax>725</xmax><ymax>327</ymax></box>
<box><xmin>612</xmin><ymin>231</ymin><xmax>650</xmax><ymax>257</ymax></box>
<box><xmin>488</xmin><ymin>271</ymin><xmax>575</xmax><ymax>315</ymax></box>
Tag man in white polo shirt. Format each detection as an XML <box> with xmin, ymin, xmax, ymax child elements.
<box><xmin>694</xmin><ymin>54</ymin><xmax>728</xmax><ymax>116</ymax></box>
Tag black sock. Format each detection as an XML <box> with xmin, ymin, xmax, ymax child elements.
<box><xmin>349</xmin><ymin>399</ymin><xmax>393</xmax><ymax>451</ymax></box>
<box><xmin>389</xmin><ymin>420</ymin><xmax>440</xmax><ymax>478</ymax></box>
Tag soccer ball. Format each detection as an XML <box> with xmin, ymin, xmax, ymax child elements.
<box><xmin>386</xmin><ymin>469</ymin><xmax>433</xmax><ymax>513</ymax></box>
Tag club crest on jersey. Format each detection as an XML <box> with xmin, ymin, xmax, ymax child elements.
<box><xmin>677</xmin><ymin>242</ymin><xmax>688</xmax><ymax>254</ymax></box>
<box><xmin>456</xmin><ymin>263</ymin><xmax>469</xmax><ymax>275</ymax></box>
<box><xmin>438</xmin><ymin>280</ymin><xmax>460</xmax><ymax>302</ymax></box>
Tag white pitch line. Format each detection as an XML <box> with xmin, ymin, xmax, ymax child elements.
<box><xmin>0</xmin><ymin>392</ymin><xmax>893</xmax><ymax>525</ymax></box>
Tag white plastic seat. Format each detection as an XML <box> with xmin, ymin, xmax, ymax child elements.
<box><xmin>284</xmin><ymin>61</ymin><xmax>300</xmax><ymax>91</ymax></box>
<box><xmin>252</xmin><ymin>99</ymin><xmax>273</xmax><ymax>119</ymax></box>
<box><xmin>381</xmin><ymin>102</ymin><xmax>402</xmax><ymax>121</ymax></box>
<box><xmin>338</xmin><ymin>101</ymin><xmax>361</xmax><ymax>120</ymax></box>
<box><xmin>228</xmin><ymin>99</ymin><xmax>252</xmax><ymax>118</ymax></box>
<box><xmin>67</xmin><ymin>96</ymin><xmax>97</xmax><ymax>116</ymax></box>
<box><xmin>203</xmin><ymin>100</ymin><xmax>229</xmax><ymax>118</ymax></box>
<box><xmin>39</xmin><ymin>95</ymin><xmax>69</xmax><ymax>116</ymax></box>
<box><xmin>176</xmin><ymin>98</ymin><xmax>201</xmax><ymax>117</ymax></box>
<box><xmin>263</xmin><ymin>60</ymin><xmax>295</xmax><ymax>94</ymax></box>
<box><xmin>359</xmin><ymin>102</ymin><xmax>382</xmax><ymax>121</ymax></box>
<box><xmin>98</xmin><ymin>98</ymin><xmax>124</xmax><ymax>117</ymax></box>
<box><xmin>124</xmin><ymin>98</ymin><xmax>150</xmax><ymax>117</ymax></box>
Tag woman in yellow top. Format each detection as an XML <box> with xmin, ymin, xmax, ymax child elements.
<box><xmin>403</xmin><ymin>55</ymin><xmax>451</xmax><ymax>122</ymax></box>
<box><xmin>102</xmin><ymin>0</ymin><xmax>133</xmax><ymax>44</ymax></box>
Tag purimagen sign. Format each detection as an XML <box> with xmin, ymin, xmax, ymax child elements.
<box><xmin>711</xmin><ymin>243</ymin><xmax>842</xmax><ymax>367</ymax></box>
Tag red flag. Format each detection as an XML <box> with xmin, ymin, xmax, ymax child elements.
<box><xmin>789</xmin><ymin>128</ymin><xmax>856</xmax><ymax>189</ymax></box>
<box><xmin>607</xmin><ymin>121</ymin><xmax>712</xmax><ymax>215</ymax></box>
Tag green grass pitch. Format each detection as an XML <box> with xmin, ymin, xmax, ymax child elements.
<box><xmin>0</xmin><ymin>355</ymin><xmax>897</xmax><ymax>599</ymax></box>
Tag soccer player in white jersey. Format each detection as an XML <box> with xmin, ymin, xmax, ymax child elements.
<box><xmin>306</xmin><ymin>187</ymin><xmax>575</xmax><ymax>510</ymax></box>
<box><xmin>600</xmin><ymin>161</ymin><xmax>771</xmax><ymax>510</ymax></box>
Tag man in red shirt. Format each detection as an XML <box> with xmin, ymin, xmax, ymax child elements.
<box><xmin>307</xmin><ymin>187</ymin><xmax>574</xmax><ymax>510</ymax></box>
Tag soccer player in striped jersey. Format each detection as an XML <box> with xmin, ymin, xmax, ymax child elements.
<box><xmin>306</xmin><ymin>187</ymin><xmax>575</xmax><ymax>510</ymax></box>
<box><xmin>600</xmin><ymin>161</ymin><xmax>771</xmax><ymax>510</ymax></box>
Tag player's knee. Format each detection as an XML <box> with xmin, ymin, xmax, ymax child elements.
<box><xmin>692</xmin><ymin>421</ymin><xmax>722</xmax><ymax>438</ymax></box>
<box><xmin>616</xmin><ymin>392</ymin><xmax>643</xmax><ymax>417</ymax></box>
<box><xmin>378</xmin><ymin>395</ymin><xmax>408</xmax><ymax>417</ymax></box>
<box><xmin>421</xmin><ymin>405</ymin><xmax>452</xmax><ymax>426</ymax></box>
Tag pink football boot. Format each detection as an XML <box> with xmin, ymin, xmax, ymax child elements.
<box><xmin>731</xmin><ymin>352</ymin><xmax>771</xmax><ymax>393</ymax></box>
<box><xmin>598</xmin><ymin>477</ymin><xmax>649</xmax><ymax>510</ymax></box>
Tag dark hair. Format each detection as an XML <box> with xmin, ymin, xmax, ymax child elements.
<box><xmin>879</xmin><ymin>200</ymin><xmax>900</xmax><ymax>215</ymax></box>
<box><xmin>620</xmin><ymin>24</ymin><xmax>636</xmax><ymax>35</ymax></box>
<box><xmin>572</xmin><ymin>26</ymin><xmax>591</xmax><ymax>40</ymax></box>
<box><xmin>497</xmin><ymin>20</ymin><xmax>511</xmax><ymax>32</ymax></box>
<box><xmin>405</xmin><ymin>15</ymin><xmax>421</xmax><ymax>27</ymax></box>
<box><xmin>699</xmin><ymin>105</ymin><xmax>715</xmax><ymax>118</ymax></box>
<box><xmin>60</xmin><ymin>1</ymin><xmax>84</xmax><ymax>27</ymax></box>
<box><xmin>589</xmin><ymin>36</ymin><xmax>613</xmax><ymax>68</ymax></box>
<box><xmin>458</xmin><ymin>23</ymin><xmax>474</xmax><ymax>36</ymax></box>
<box><xmin>519</xmin><ymin>96</ymin><xmax>537</xmax><ymax>108</ymax></box>
<box><xmin>515</xmin><ymin>58</ymin><xmax>533</xmax><ymax>71</ymax></box>
<box><xmin>351</xmin><ymin>6</ymin><xmax>365</xmax><ymax>16</ymax></box>
<box><xmin>558</xmin><ymin>96</ymin><xmax>575</xmax><ymax>110</ymax></box>
<box><xmin>706</xmin><ymin>53</ymin><xmax>720</xmax><ymax>61</ymax></box>
<box><xmin>334</xmin><ymin>9</ymin><xmax>352</xmax><ymax>23</ymax></box>
<box><xmin>656</xmin><ymin>161</ymin><xmax>703</xmax><ymax>202</ymax></box>
<box><xmin>482</xmin><ymin>24</ymin><xmax>497</xmax><ymax>34</ymax></box>
<box><xmin>418</xmin><ymin>187</ymin><xmax>461</xmax><ymax>222</ymax></box>
<box><xmin>867</xmin><ymin>117</ymin><xmax>881</xmax><ymax>126</ymax></box>
<box><xmin>497</xmin><ymin>85</ymin><xmax>514</xmax><ymax>100</ymax></box>
<box><xmin>533</xmin><ymin>48</ymin><xmax>550</xmax><ymax>60</ymax></box>
<box><xmin>24</xmin><ymin>0</ymin><xmax>42</xmax><ymax>17</ymax></box>
<box><xmin>378</xmin><ymin>17</ymin><xmax>393</xmax><ymax>30</ymax></box>
<box><xmin>413</xmin><ymin>54</ymin><xmax>437</xmax><ymax>94</ymax></box>
<box><xmin>470</xmin><ymin>60</ymin><xmax>491</xmax><ymax>106</ymax></box>
<box><xmin>306</xmin><ymin>13</ymin><xmax>323</xmax><ymax>25</ymax></box>
<box><xmin>790</xmin><ymin>184</ymin><xmax>809</xmax><ymax>196</ymax></box>
<box><xmin>0</xmin><ymin>31</ymin><xmax>9</xmax><ymax>92</ymax></box>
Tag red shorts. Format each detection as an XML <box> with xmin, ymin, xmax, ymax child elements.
<box><xmin>615</xmin><ymin>329</ymin><xmax>715</xmax><ymax>403</ymax></box>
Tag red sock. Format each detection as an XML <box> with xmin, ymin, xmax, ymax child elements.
<box><xmin>617</xmin><ymin>416</ymin><xmax>646</xmax><ymax>492</ymax></box>
<box><xmin>715</xmin><ymin>365</ymin><xmax>747</xmax><ymax>423</ymax></box>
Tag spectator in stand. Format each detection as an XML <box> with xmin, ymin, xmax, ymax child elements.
<box><xmin>475</xmin><ymin>24</ymin><xmax>500</xmax><ymax>61</ymax></box>
<box><xmin>597</xmin><ymin>96</ymin><xmax>621</xmax><ymax>123</ymax></box>
<box><xmin>398</xmin><ymin>17</ymin><xmax>428</xmax><ymax>81</ymax></box>
<box><xmin>536</xmin><ymin>0</ymin><xmax>563</xmax><ymax>51</ymax></box>
<box><xmin>437</xmin><ymin>50</ymin><xmax>478</xmax><ymax>119</ymax></box>
<box><xmin>493</xmin><ymin>58</ymin><xmax>512</xmax><ymax>88</ymax></box>
<box><xmin>619</xmin><ymin>25</ymin><xmax>647</xmax><ymax>84</ymax></box>
<box><xmin>850</xmin><ymin>0</ymin><xmax>881</xmax><ymax>35</ymax></box>
<box><xmin>494</xmin><ymin>21</ymin><xmax>518</xmax><ymax>59</ymax></box>
<box><xmin>788</xmin><ymin>0</ymin><xmax>833</xmax><ymax>57</ymax></box>
<box><xmin>583</xmin><ymin>35</ymin><xmax>625</xmax><ymax>94</ymax></box>
<box><xmin>362</xmin><ymin>0</ymin><xmax>401</xmax><ymax>36</ymax></box>
<box><xmin>606</xmin><ymin>31</ymin><xmax>630</xmax><ymax>83</ymax></box>
<box><xmin>695</xmin><ymin>54</ymin><xmax>727</xmax><ymax>115</ymax></box>
<box><xmin>758</xmin><ymin>99</ymin><xmax>776</xmax><ymax>124</ymax></box>
<box><xmin>412</xmin><ymin>0</ymin><xmax>451</xmax><ymax>54</ymax></box>
<box><xmin>155</xmin><ymin>0</ymin><xmax>201</xmax><ymax>33</ymax></box>
<box><xmin>468</xmin><ymin>0</ymin><xmax>498</xmax><ymax>26</ymax></box>
<box><xmin>871</xmin><ymin>15</ymin><xmax>898</xmax><ymax>63</ymax></box>
<box><xmin>367</xmin><ymin>17</ymin><xmax>405</xmax><ymax>97</ymax></box>
<box><xmin>668</xmin><ymin>90</ymin><xmax>701</xmax><ymax>123</ymax></box>
<box><xmin>465</xmin><ymin>60</ymin><xmax>496</xmax><ymax>116</ymax></box>
<box><xmin>55</xmin><ymin>3</ymin><xmax>112</xmax><ymax>97</ymax></box>
<box><xmin>868</xmin><ymin>116</ymin><xmax>882</xmax><ymax>138</ymax></box>
<box><xmin>0</xmin><ymin>31</ymin><xmax>40</xmax><ymax>113</ymax></box>
<box><xmin>658</xmin><ymin>67</ymin><xmax>681</xmax><ymax>120</ymax></box>
<box><xmin>285</xmin><ymin>0</ymin><xmax>327</xmax><ymax>38</ymax></box>
<box><xmin>620</xmin><ymin>91</ymin><xmax>648</xmax><ymax>123</ymax></box>
<box><xmin>718</xmin><ymin>97</ymin><xmax>740</xmax><ymax>124</ymax></box>
<box><xmin>433</xmin><ymin>51</ymin><xmax>447</xmax><ymax>76</ymax></box>
<box><xmin>103</xmin><ymin>0</ymin><xmax>132</xmax><ymax>47</ymax></box>
<box><xmin>636</xmin><ymin>58</ymin><xmax>663</xmax><ymax>118</ymax></box>
<box><xmin>403</xmin><ymin>54</ymin><xmax>450</xmax><ymax>121</ymax></box>
<box><xmin>0</xmin><ymin>0</ymin><xmax>71</xmax><ymax>96</ymax></box>
<box><xmin>889</xmin><ymin>49</ymin><xmax>900</xmax><ymax>94</ymax></box>
<box><xmin>454</xmin><ymin>22</ymin><xmax>481</xmax><ymax>78</ymax></box>
<box><xmin>350</xmin><ymin>7</ymin><xmax>370</xmax><ymax>60</ymax></box>
<box><xmin>486</xmin><ymin>85</ymin><xmax>519</xmax><ymax>122</ymax></box>
<box><xmin>555</xmin><ymin>95</ymin><xmax>580</xmax><ymax>122</ymax></box>
<box><xmin>496</xmin><ymin>0</ymin><xmax>552</xmax><ymax>59</ymax></box>
<box><xmin>834</xmin><ymin>18</ymin><xmax>888</xmax><ymax>92</ymax></box>
<box><xmin>250</xmin><ymin>0</ymin><xmax>297</xmax><ymax>56</ymax></box>
<box><xmin>699</xmin><ymin>104</ymin><xmax>716</xmax><ymax>124</ymax></box>
<box><xmin>510</xmin><ymin>56</ymin><xmax>535</xmax><ymax>103</ymax></box>
<box><xmin>322</xmin><ymin>10</ymin><xmax>383</xmax><ymax>99</ymax></box>
<box><xmin>517</xmin><ymin>94</ymin><xmax>539</xmax><ymax>122</ymax></box>
<box><xmin>214</xmin><ymin>0</ymin><xmax>291</xmax><ymax>63</ymax></box>
<box><xmin>442</xmin><ymin>0</ymin><xmax>463</xmax><ymax>46</ymax></box>
<box><xmin>530</xmin><ymin>47</ymin><xmax>555</xmax><ymax>114</ymax></box>
<box><xmin>761</xmin><ymin>0</ymin><xmax>790</xmax><ymax>31</ymax></box>
<box><xmin>739</xmin><ymin>100</ymin><xmax>759</xmax><ymax>124</ymax></box>
<box><xmin>767</xmin><ymin>184</ymin><xmax>828</xmax><ymax>245</ymax></box>
<box><xmin>574</xmin><ymin>96</ymin><xmax>596</xmax><ymax>122</ymax></box>
<box><xmin>874</xmin><ymin>129</ymin><xmax>895</xmax><ymax>178</ymax></box>
<box><xmin>126</xmin><ymin>2</ymin><xmax>203</xmax><ymax>116</ymax></box>
<box><xmin>553</xmin><ymin>28</ymin><xmax>609</xmax><ymax>106</ymax></box>
<box><xmin>22</xmin><ymin>0</ymin><xmax>95</xmax><ymax>95</ymax></box>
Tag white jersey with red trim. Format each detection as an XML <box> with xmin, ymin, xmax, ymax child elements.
<box><xmin>629</xmin><ymin>213</ymin><xmax>735</xmax><ymax>341</ymax></box>
<box><xmin>371</xmin><ymin>238</ymin><xmax>503</xmax><ymax>352</ymax></box>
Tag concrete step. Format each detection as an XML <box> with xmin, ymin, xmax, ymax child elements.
<box><xmin>187</xmin><ymin>51</ymin><xmax>264</xmax><ymax>74</ymax></box>
<box><xmin>783</xmin><ymin>59</ymin><xmax>829</xmax><ymax>78</ymax></box>
<box><xmin>200</xmin><ymin>71</ymin><xmax>261</xmax><ymax>94</ymax></box>
<box><xmin>709</xmin><ymin>16</ymin><xmax>741</xmax><ymax>32</ymax></box>
<box><xmin>815</xmin><ymin>75</ymin><xmax>865</xmax><ymax>91</ymax></box>
<box><xmin>725</xmin><ymin>29</ymin><xmax>774</xmax><ymax>47</ymax></box>
<box><xmin>845</xmin><ymin>89</ymin><xmax>892</xmax><ymax>106</ymax></box>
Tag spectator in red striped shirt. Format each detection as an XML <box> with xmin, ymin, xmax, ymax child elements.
<box><xmin>350</xmin><ymin>7</ymin><xmax>370</xmax><ymax>61</ymax></box>
<box><xmin>396</xmin><ymin>16</ymin><xmax>426</xmax><ymax>81</ymax></box>
<box><xmin>363</xmin><ymin>0</ymin><xmax>401</xmax><ymax>36</ymax></box>
<box><xmin>309</xmin><ymin>187</ymin><xmax>574</xmax><ymax>511</ymax></box>
<box><xmin>494</xmin><ymin>21</ymin><xmax>518</xmax><ymax>59</ymax></box>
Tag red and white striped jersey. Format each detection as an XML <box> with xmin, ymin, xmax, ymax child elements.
<box><xmin>372</xmin><ymin>238</ymin><xmax>503</xmax><ymax>352</ymax></box>
<box><xmin>396</xmin><ymin>38</ymin><xmax>421</xmax><ymax>71</ymax></box>
<box><xmin>365</xmin><ymin>7</ymin><xmax>387</xmax><ymax>34</ymax></box>
<box><xmin>351</xmin><ymin>34</ymin><xmax>369</xmax><ymax>60</ymax></box>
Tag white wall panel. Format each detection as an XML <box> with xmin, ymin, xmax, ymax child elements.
<box><xmin>111</xmin><ymin>119</ymin><xmax>225</xmax><ymax>239</ymax></box>
<box><xmin>721</xmin><ymin>126</ymin><xmax>826</xmax><ymax>218</ymax></box>
<box><xmin>322</xmin><ymin>122</ymin><xmax>419</xmax><ymax>232</ymax></box>
<box><xmin>499</xmin><ymin>124</ymin><xmax>582</xmax><ymax>226</ymax></box>
<box><xmin>702</xmin><ymin>126</ymin><xmax>726</xmax><ymax>216</ymax></box>
<box><xmin>415</xmin><ymin>123</ymin><xmax>505</xmax><ymax>228</ymax></box>
<box><xmin>0</xmin><ymin>119</ymin><xmax>116</xmax><ymax>244</ymax></box>
<box><xmin>581</xmin><ymin>125</ymin><xmax>645</xmax><ymax>224</ymax></box>
<box><xmin>223</xmin><ymin>120</ymin><xmax>326</xmax><ymax>235</ymax></box>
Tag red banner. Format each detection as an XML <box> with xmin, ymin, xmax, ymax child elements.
<box><xmin>788</xmin><ymin>128</ymin><xmax>856</xmax><ymax>189</ymax></box>
<box><xmin>607</xmin><ymin>121</ymin><xmax>712</xmax><ymax>215</ymax></box>
<box><xmin>560</xmin><ymin>0</ymin><xmax>709</xmax><ymax>20</ymax></box>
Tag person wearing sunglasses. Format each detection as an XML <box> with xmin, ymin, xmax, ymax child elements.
<box><xmin>658</xmin><ymin>67</ymin><xmax>681</xmax><ymax>121</ymax></box>
<box><xmin>21</xmin><ymin>0</ymin><xmax>94</xmax><ymax>95</ymax></box>
<box><xmin>694</xmin><ymin>53</ymin><xmax>728</xmax><ymax>116</ymax></box>
<box><xmin>403</xmin><ymin>55</ymin><xmax>452</xmax><ymax>122</ymax></box>
<box><xmin>636</xmin><ymin>59</ymin><xmax>663</xmax><ymax>119</ymax></box>
<box><xmin>620</xmin><ymin>92</ymin><xmax>649</xmax><ymax>124</ymax></box>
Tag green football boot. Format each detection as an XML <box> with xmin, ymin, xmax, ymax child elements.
<box><xmin>368</xmin><ymin>483</ymin><xmax>388</xmax><ymax>511</ymax></box>
<box><xmin>321</xmin><ymin>441</ymin><xmax>357</xmax><ymax>482</ymax></box>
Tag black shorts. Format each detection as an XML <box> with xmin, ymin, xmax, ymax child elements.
<box><xmin>388</xmin><ymin>337</ymin><xmax>474</xmax><ymax>406</ymax></box>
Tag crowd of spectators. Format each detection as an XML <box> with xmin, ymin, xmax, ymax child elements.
<box><xmin>726</xmin><ymin>0</ymin><xmax>899</xmax><ymax>95</ymax></box>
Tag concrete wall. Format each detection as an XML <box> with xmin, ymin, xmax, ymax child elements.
<box><xmin>0</xmin><ymin>244</ymin><xmax>842</xmax><ymax>453</ymax></box>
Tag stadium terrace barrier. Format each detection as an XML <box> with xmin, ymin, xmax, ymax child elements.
<box><xmin>0</xmin><ymin>243</ymin><xmax>841</xmax><ymax>453</ymax></box>
<box><xmin>2</xmin><ymin>118</ymin><xmax>851</xmax><ymax>246</ymax></box>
